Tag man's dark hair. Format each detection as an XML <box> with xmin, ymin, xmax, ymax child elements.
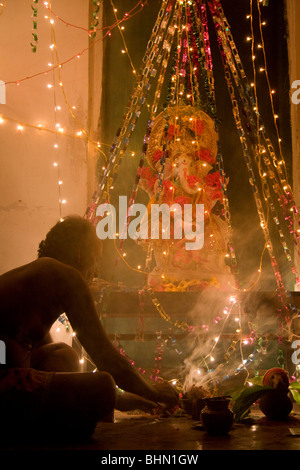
<box><xmin>38</xmin><ymin>215</ymin><xmax>102</xmax><ymax>273</ymax></box>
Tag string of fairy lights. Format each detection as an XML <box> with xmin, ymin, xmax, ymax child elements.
<box><xmin>83</xmin><ymin>0</ymin><xmax>300</xmax><ymax>387</ymax></box>
<box><xmin>91</xmin><ymin>0</ymin><xmax>300</xmax><ymax>295</ymax></box>
<box><xmin>1</xmin><ymin>0</ymin><xmax>146</xmax><ymax>222</ymax></box>
<box><xmin>1</xmin><ymin>1</ymin><xmax>300</xmax><ymax>387</ymax></box>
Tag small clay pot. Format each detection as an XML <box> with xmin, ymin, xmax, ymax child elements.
<box><xmin>259</xmin><ymin>388</ymin><xmax>293</xmax><ymax>421</ymax></box>
<box><xmin>201</xmin><ymin>397</ymin><xmax>234</xmax><ymax>435</ymax></box>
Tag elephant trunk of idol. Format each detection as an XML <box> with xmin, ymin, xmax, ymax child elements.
<box><xmin>178</xmin><ymin>173</ymin><xmax>202</xmax><ymax>196</ymax></box>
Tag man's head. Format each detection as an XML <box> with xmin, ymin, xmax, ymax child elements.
<box><xmin>38</xmin><ymin>215</ymin><xmax>102</xmax><ymax>282</ymax></box>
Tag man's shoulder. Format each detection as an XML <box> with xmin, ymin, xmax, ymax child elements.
<box><xmin>23</xmin><ymin>259</ymin><xmax>88</xmax><ymax>297</ymax></box>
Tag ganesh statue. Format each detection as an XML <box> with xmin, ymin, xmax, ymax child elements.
<box><xmin>137</xmin><ymin>105</ymin><xmax>236</xmax><ymax>292</ymax></box>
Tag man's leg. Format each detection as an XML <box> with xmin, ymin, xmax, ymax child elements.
<box><xmin>30</xmin><ymin>342</ymin><xmax>81</xmax><ymax>372</ymax></box>
<box><xmin>42</xmin><ymin>370</ymin><xmax>117</xmax><ymax>439</ymax></box>
<box><xmin>0</xmin><ymin>368</ymin><xmax>116</xmax><ymax>442</ymax></box>
<box><xmin>29</xmin><ymin>343</ymin><xmax>117</xmax><ymax>439</ymax></box>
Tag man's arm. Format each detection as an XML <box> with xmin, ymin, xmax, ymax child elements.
<box><xmin>57</xmin><ymin>265</ymin><xmax>160</xmax><ymax>402</ymax></box>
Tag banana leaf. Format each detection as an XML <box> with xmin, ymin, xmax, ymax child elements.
<box><xmin>232</xmin><ymin>385</ymin><xmax>273</xmax><ymax>422</ymax></box>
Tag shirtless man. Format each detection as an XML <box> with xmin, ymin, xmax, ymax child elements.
<box><xmin>0</xmin><ymin>215</ymin><xmax>178</xmax><ymax>441</ymax></box>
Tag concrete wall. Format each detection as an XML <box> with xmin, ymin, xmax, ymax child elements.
<box><xmin>0</xmin><ymin>0</ymin><xmax>102</xmax><ymax>274</ymax></box>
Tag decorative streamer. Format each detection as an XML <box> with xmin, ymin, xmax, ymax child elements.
<box><xmin>44</xmin><ymin>0</ymin><xmax>299</xmax><ymax>386</ymax></box>
<box><xmin>89</xmin><ymin>0</ymin><xmax>100</xmax><ymax>39</ymax></box>
<box><xmin>31</xmin><ymin>0</ymin><xmax>39</xmax><ymax>53</ymax></box>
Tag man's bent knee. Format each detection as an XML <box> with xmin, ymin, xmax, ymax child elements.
<box><xmin>31</xmin><ymin>342</ymin><xmax>80</xmax><ymax>372</ymax></box>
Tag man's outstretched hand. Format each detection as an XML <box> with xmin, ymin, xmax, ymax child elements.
<box><xmin>116</xmin><ymin>390</ymin><xmax>159</xmax><ymax>413</ymax></box>
<box><xmin>152</xmin><ymin>380</ymin><xmax>179</xmax><ymax>410</ymax></box>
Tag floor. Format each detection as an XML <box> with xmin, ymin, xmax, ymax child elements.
<box><xmin>2</xmin><ymin>405</ymin><xmax>300</xmax><ymax>453</ymax></box>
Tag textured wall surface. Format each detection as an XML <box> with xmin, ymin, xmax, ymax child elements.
<box><xmin>0</xmin><ymin>0</ymin><xmax>102</xmax><ymax>274</ymax></box>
